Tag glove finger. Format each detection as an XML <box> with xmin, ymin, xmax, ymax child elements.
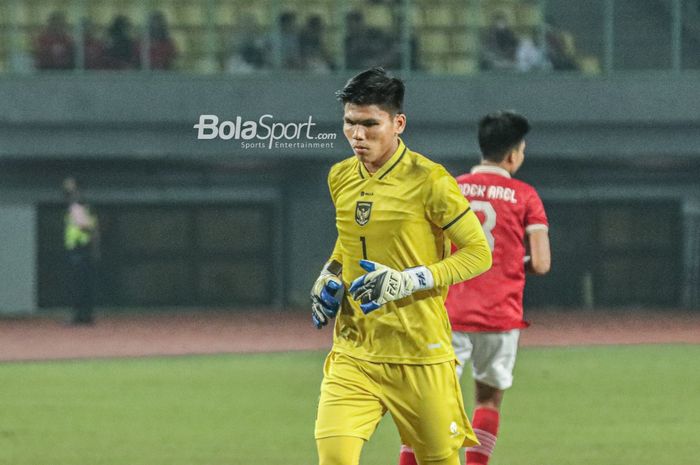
<box><xmin>348</xmin><ymin>275</ymin><xmax>366</xmax><ymax>294</ymax></box>
<box><xmin>311</xmin><ymin>303</ymin><xmax>328</xmax><ymax>327</ymax></box>
<box><xmin>352</xmin><ymin>287</ymin><xmax>374</xmax><ymax>305</ymax></box>
<box><xmin>324</xmin><ymin>280</ymin><xmax>342</xmax><ymax>294</ymax></box>
<box><xmin>350</xmin><ymin>282</ymin><xmax>373</xmax><ymax>302</ymax></box>
<box><xmin>360</xmin><ymin>301</ymin><xmax>381</xmax><ymax>314</ymax></box>
<box><xmin>359</xmin><ymin>260</ymin><xmax>377</xmax><ymax>272</ymax></box>
<box><xmin>312</xmin><ymin>313</ymin><xmax>322</xmax><ymax>329</ymax></box>
<box><xmin>314</xmin><ymin>295</ymin><xmax>339</xmax><ymax>318</ymax></box>
<box><xmin>319</xmin><ymin>287</ymin><xmax>340</xmax><ymax>309</ymax></box>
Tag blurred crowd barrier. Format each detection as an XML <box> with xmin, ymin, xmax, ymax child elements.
<box><xmin>0</xmin><ymin>0</ymin><xmax>698</xmax><ymax>75</ymax></box>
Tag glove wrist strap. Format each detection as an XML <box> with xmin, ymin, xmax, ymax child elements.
<box><xmin>320</xmin><ymin>259</ymin><xmax>343</xmax><ymax>278</ymax></box>
<box><xmin>404</xmin><ymin>266</ymin><xmax>434</xmax><ymax>291</ymax></box>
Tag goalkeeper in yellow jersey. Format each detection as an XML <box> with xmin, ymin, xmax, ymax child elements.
<box><xmin>311</xmin><ymin>67</ymin><xmax>492</xmax><ymax>465</ymax></box>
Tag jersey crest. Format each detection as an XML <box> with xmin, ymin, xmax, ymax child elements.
<box><xmin>355</xmin><ymin>201</ymin><xmax>372</xmax><ymax>226</ymax></box>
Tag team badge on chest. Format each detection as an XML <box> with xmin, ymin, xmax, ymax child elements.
<box><xmin>355</xmin><ymin>201</ymin><xmax>372</xmax><ymax>226</ymax></box>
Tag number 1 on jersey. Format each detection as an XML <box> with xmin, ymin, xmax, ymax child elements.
<box><xmin>470</xmin><ymin>200</ymin><xmax>497</xmax><ymax>251</ymax></box>
<box><xmin>360</xmin><ymin>236</ymin><xmax>368</xmax><ymax>259</ymax></box>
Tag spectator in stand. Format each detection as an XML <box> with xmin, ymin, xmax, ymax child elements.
<box><xmin>345</xmin><ymin>11</ymin><xmax>372</xmax><ymax>69</ymax></box>
<box><xmin>516</xmin><ymin>30</ymin><xmax>550</xmax><ymax>72</ymax></box>
<box><xmin>226</xmin><ymin>13</ymin><xmax>268</xmax><ymax>73</ymax></box>
<box><xmin>544</xmin><ymin>18</ymin><xmax>579</xmax><ymax>71</ymax></box>
<box><xmin>345</xmin><ymin>11</ymin><xmax>394</xmax><ymax>70</ymax></box>
<box><xmin>35</xmin><ymin>11</ymin><xmax>75</xmax><ymax>70</ymax></box>
<box><xmin>144</xmin><ymin>11</ymin><xmax>177</xmax><ymax>70</ymax></box>
<box><xmin>300</xmin><ymin>15</ymin><xmax>333</xmax><ymax>72</ymax></box>
<box><xmin>278</xmin><ymin>11</ymin><xmax>302</xmax><ymax>69</ymax></box>
<box><xmin>344</xmin><ymin>10</ymin><xmax>415</xmax><ymax>71</ymax></box>
<box><xmin>103</xmin><ymin>15</ymin><xmax>140</xmax><ymax>69</ymax></box>
<box><xmin>479</xmin><ymin>12</ymin><xmax>519</xmax><ymax>71</ymax></box>
<box><xmin>80</xmin><ymin>18</ymin><xmax>105</xmax><ymax>70</ymax></box>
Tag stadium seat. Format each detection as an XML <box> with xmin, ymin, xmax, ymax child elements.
<box><xmin>463</xmin><ymin>31</ymin><xmax>480</xmax><ymax>55</ymax></box>
<box><xmin>449</xmin><ymin>34</ymin><xmax>467</xmax><ymax>54</ymax></box>
<box><xmin>170</xmin><ymin>1</ymin><xmax>205</xmax><ymax>27</ymax></box>
<box><xmin>423</xmin><ymin>5</ymin><xmax>454</xmax><ymax>27</ymax></box>
<box><xmin>22</xmin><ymin>1</ymin><xmax>73</xmax><ymax>27</ymax></box>
<box><xmin>212</xmin><ymin>1</ymin><xmax>237</xmax><ymax>26</ymax></box>
<box><xmin>515</xmin><ymin>1</ymin><xmax>542</xmax><ymax>28</ymax></box>
<box><xmin>579</xmin><ymin>55</ymin><xmax>602</xmax><ymax>75</ymax></box>
<box><xmin>363</xmin><ymin>4</ymin><xmax>393</xmax><ymax>29</ymax></box>
<box><xmin>421</xmin><ymin>31</ymin><xmax>451</xmax><ymax>54</ymax></box>
<box><xmin>421</xmin><ymin>54</ymin><xmax>448</xmax><ymax>73</ymax></box>
<box><xmin>449</xmin><ymin>56</ymin><xmax>477</xmax><ymax>74</ymax></box>
<box><xmin>479</xmin><ymin>0</ymin><xmax>517</xmax><ymax>27</ymax></box>
<box><xmin>87</xmin><ymin>0</ymin><xmax>147</xmax><ymax>27</ymax></box>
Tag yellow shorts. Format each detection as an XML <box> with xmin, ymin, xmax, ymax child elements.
<box><xmin>314</xmin><ymin>351</ymin><xmax>478</xmax><ymax>462</ymax></box>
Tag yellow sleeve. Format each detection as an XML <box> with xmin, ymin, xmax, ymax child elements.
<box><xmin>427</xmin><ymin>210</ymin><xmax>492</xmax><ymax>287</ymax></box>
<box><xmin>423</xmin><ymin>166</ymin><xmax>492</xmax><ymax>287</ymax></box>
<box><xmin>326</xmin><ymin>165</ymin><xmax>343</xmax><ymax>273</ymax></box>
<box><xmin>327</xmin><ymin>163</ymin><xmax>339</xmax><ymax>206</ymax></box>
<box><xmin>329</xmin><ymin>238</ymin><xmax>342</xmax><ymax>264</ymax></box>
<box><xmin>424</xmin><ymin>166</ymin><xmax>470</xmax><ymax>229</ymax></box>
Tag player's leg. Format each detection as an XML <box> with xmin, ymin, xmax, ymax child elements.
<box><xmin>398</xmin><ymin>444</ymin><xmax>419</xmax><ymax>465</ymax></box>
<box><xmin>466</xmin><ymin>381</ymin><xmax>503</xmax><ymax>465</ymax></box>
<box><xmin>399</xmin><ymin>447</ymin><xmax>462</xmax><ymax>465</ymax></box>
<box><xmin>315</xmin><ymin>352</ymin><xmax>386</xmax><ymax>465</ymax></box>
<box><xmin>419</xmin><ymin>451</ymin><xmax>461</xmax><ymax>465</ymax></box>
<box><xmin>399</xmin><ymin>449</ymin><xmax>461</xmax><ymax>465</ymax></box>
<box><xmin>465</xmin><ymin>330</ymin><xmax>520</xmax><ymax>465</ymax></box>
<box><xmin>317</xmin><ymin>436</ymin><xmax>364</xmax><ymax>465</ymax></box>
<box><xmin>398</xmin><ymin>332</ymin><xmax>474</xmax><ymax>465</ymax></box>
<box><xmin>388</xmin><ymin>361</ymin><xmax>477</xmax><ymax>465</ymax></box>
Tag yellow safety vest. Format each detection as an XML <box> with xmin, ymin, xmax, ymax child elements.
<box><xmin>64</xmin><ymin>205</ymin><xmax>96</xmax><ymax>250</ymax></box>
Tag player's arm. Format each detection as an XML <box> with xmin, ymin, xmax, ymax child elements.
<box><xmin>348</xmin><ymin>208</ymin><xmax>491</xmax><ymax>313</ymax></box>
<box><xmin>525</xmin><ymin>229</ymin><xmax>550</xmax><ymax>275</ymax></box>
<box><xmin>349</xmin><ymin>168</ymin><xmax>491</xmax><ymax>313</ymax></box>
<box><xmin>311</xmin><ymin>238</ymin><xmax>344</xmax><ymax>329</ymax></box>
<box><xmin>311</xmin><ymin>166</ymin><xmax>346</xmax><ymax>327</ymax></box>
<box><xmin>427</xmin><ymin>209</ymin><xmax>492</xmax><ymax>286</ymax></box>
<box><xmin>312</xmin><ymin>152</ymin><xmax>344</xmax><ymax>327</ymax></box>
<box><xmin>523</xmin><ymin>187</ymin><xmax>551</xmax><ymax>275</ymax></box>
<box><xmin>425</xmin><ymin>166</ymin><xmax>492</xmax><ymax>286</ymax></box>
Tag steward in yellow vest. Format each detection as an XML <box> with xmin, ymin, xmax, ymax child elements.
<box><xmin>63</xmin><ymin>177</ymin><xmax>99</xmax><ymax>325</ymax></box>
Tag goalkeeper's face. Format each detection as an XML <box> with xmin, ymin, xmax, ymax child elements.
<box><xmin>343</xmin><ymin>103</ymin><xmax>406</xmax><ymax>173</ymax></box>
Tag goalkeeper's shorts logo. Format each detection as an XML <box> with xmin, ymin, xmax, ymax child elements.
<box><xmin>355</xmin><ymin>201</ymin><xmax>372</xmax><ymax>226</ymax></box>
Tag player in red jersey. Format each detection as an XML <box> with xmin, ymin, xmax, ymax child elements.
<box><xmin>399</xmin><ymin>111</ymin><xmax>550</xmax><ymax>465</ymax></box>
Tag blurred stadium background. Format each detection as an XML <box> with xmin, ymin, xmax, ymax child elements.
<box><xmin>0</xmin><ymin>0</ymin><xmax>699</xmax><ymax>314</ymax></box>
<box><xmin>1</xmin><ymin>2</ymin><xmax>700</xmax><ymax>465</ymax></box>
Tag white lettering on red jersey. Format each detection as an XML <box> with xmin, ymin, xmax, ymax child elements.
<box><xmin>447</xmin><ymin>165</ymin><xmax>548</xmax><ymax>332</ymax></box>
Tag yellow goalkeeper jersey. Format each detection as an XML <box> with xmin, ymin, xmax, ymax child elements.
<box><xmin>328</xmin><ymin>139</ymin><xmax>487</xmax><ymax>364</ymax></box>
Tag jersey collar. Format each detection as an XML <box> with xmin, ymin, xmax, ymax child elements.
<box><xmin>358</xmin><ymin>138</ymin><xmax>407</xmax><ymax>180</ymax></box>
<box><xmin>470</xmin><ymin>165</ymin><xmax>511</xmax><ymax>178</ymax></box>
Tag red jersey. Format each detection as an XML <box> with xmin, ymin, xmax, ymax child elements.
<box><xmin>447</xmin><ymin>165</ymin><xmax>548</xmax><ymax>331</ymax></box>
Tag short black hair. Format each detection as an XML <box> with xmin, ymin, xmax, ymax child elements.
<box><xmin>478</xmin><ymin>111</ymin><xmax>530</xmax><ymax>162</ymax></box>
<box><xmin>335</xmin><ymin>67</ymin><xmax>404</xmax><ymax>115</ymax></box>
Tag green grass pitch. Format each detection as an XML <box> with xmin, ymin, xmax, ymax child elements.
<box><xmin>1</xmin><ymin>344</ymin><xmax>698</xmax><ymax>465</ymax></box>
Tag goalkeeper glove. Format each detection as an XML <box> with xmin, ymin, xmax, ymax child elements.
<box><xmin>348</xmin><ymin>259</ymin><xmax>434</xmax><ymax>314</ymax></box>
<box><xmin>310</xmin><ymin>260</ymin><xmax>344</xmax><ymax>329</ymax></box>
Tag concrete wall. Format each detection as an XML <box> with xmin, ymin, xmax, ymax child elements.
<box><xmin>0</xmin><ymin>205</ymin><xmax>36</xmax><ymax>314</ymax></box>
<box><xmin>1</xmin><ymin>72</ymin><xmax>699</xmax><ymax>160</ymax></box>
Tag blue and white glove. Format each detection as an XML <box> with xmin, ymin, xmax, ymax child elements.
<box><xmin>349</xmin><ymin>259</ymin><xmax>434</xmax><ymax>314</ymax></box>
<box><xmin>311</xmin><ymin>261</ymin><xmax>344</xmax><ymax>329</ymax></box>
